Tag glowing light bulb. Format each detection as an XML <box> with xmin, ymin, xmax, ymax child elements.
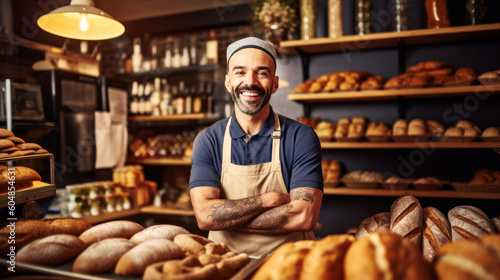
<box><xmin>79</xmin><ymin>14</ymin><xmax>89</xmax><ymax>32</ymax></box>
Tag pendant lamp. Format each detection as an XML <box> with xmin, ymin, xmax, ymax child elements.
<box><xmin>37</xmin><ymin>0</ymin><xmax>125</xmax><ymax>40</ymax></box>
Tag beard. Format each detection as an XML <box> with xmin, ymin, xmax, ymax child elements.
<box><xmin>230</xmin><ymin>85</ymin><xmax>272</xmax><ymax>115</ymax></box>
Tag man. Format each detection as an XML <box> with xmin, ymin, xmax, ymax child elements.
<box><xmin>189</xmin><ymin>37</ymin><xmax>323</xmax><ymax>257</ymax></box>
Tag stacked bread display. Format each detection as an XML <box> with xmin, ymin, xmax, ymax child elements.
<box><xmin>294</xmin><ymin>71</ymin><xmax>385</xmax><ymax>93</ymax></box>
<box><xmin>322</xmin><ymin>159</ymin><xmax>342</xmax><ymax>186</ymax></box>
<box><xmin>2</xmin><ymin>219</ymin><xmax>248</xmax><ymax>279</ymax></box>
<box><xmin>0</xmin><ymin>128</ymin><xmax>49</xmax><ymax>158</ymax></box>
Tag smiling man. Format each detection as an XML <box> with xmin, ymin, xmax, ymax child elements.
<box><xmin>189</xmin><ymin>37</ymin><xmax>324</xmax><ymax>257</ymax></box>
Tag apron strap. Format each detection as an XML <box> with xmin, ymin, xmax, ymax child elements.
<box><xmin>222</xmin><ymin>112</ymin><xmax>281</xmax><ymax>164</ymax></box>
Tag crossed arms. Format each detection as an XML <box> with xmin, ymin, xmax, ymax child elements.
<box><xmin>189</xmin><ymin>186</ymin><xmax>323</xmax><ymax>234</ymax></box>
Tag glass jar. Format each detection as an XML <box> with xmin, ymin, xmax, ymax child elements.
<box><xmin>393</xmin><ymin>0</ymin><xmax>409</xmax><ymax>32</ymax></box>
<box><xmin>466</xmin><ymin>0</ymin><xmax>486</xmax><ymax>25</ymax></box>
<box><xmin>425</xmin><ymin>0</ymin><xmax>451</xmax><ymax>29</ymax></box>
<box><xmin>300</xmin><ymin>0</ymin><xmax>316</xmax><ymax>40</ymax></box>
<box><xmin>328</xmin><ymin>0</ymin><xmax>343</xmax><ymax>38</ymax></box>
<box><xmin>355</xmin><ymin>0</ymin><xmax>373</xmax><ymax>35</ymax></box>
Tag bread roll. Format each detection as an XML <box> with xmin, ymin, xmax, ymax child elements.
<box><xmin>355</xmin><ymin>212</ymin><xmax>390</xmax><ymax>240</ymax></box>
<box><xmin>444</xmin><ymin>127</ymin><xmax>464</xmax><ymax>137</ymax></box>
<box><xmin>390</xmin><ymin>196</ymin><xmax>423</xmax><ymax>248</ymax></box>
<box><xmin>73</xmin><ymin>238</ymin><xmax>136</xmax><ymax>274</ymax></box>
<box><xmin>482</xmin><ymin>127</ymin><xmax>500</xmax><ymax>137</ymax></box>
<box><xmin>426</xmin><ymin>120</ymin><xmax>444</xmax><ymax>137</ymax></box>
<box><xmin>115</xmin><ymin>239</ymin><xmax>185</xmax><ymax>275</ymax></box>
<box><xmin>344</xmin><ymin>231</ymin><xmax>433</xmax><ymax>280</ymax></box>
<box><xmin>422</xmin><ymin>207</ymin><xmax>451</xmax><ymax>262</ymax></box>
<box><xmin>300</xmin><ymin>235</ymin><xmax>355</xmax><ymax>280</ymax></box>
<box><xmin>174</xmin><ymin>234</ymin><xmax>213</xmax><ymax>255</ymax></box>
<box><xmin>434</xmin><ymin>236</ymin><xmax>500</xmax><ymax>280</ymax></box>
<box><xmin>393</xmin><ymin>119</ymin><xmax>408</xmax><ymax>136</ymax></box>
<box><xmin>17</xmin><ymin>234</ymin><xmax>86</xmax><ymax>266</ymax></box>
<box><xmin>448</xmin><ymin>206</ymin><xmax>495</xmax><ymax>241</ymax></box>
<box><xmin>130</xmin><ymin>224</ymin><xmax>189</xmax><ymax>244</ymax></box>
<box><xmin>0</xmin><ymin>218</ymin><xmax>93</xmax><ymax>255</ymax></box>
<box><xmin>251</xmin><ymin>240</ymin><xmax>316</xmax><ymax>280</ymax></box>
<box><xmin>144</xmin><ymin>257</ymin><xmax>218</xmax><ymax>280</ymax></box>
<box><xmin>79</xmin><ymin>220</ymin><xmax>145</xmax><ymax>246</ymax></box>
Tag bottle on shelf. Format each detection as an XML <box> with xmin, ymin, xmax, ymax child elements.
<box><xmin>176</xmin><ymin>81</ymin><xmax>186</xmax><ymax>115</ymax></box>
<box><xmin>185</xmin><ymin>86</ymin><xmax>194</xmax><ymax>115</ymax></box>
<box><xmin>130</xmin><ymin>81</ymin><xmax>139</xmax><ymax>116</ymax></box>
<box><xmin>137</xmin><ymin>83</ymin><xmax>145</xmax><ymax>115</ymax></box>
<box><xmin>190</xmin><ymin>35</ymin><xmax>197</xmax><ymax>66</ymax></box>
<box><xmin>131</xmin><ymin>37</ymin><xmax>142</xmax><ymax>72</ymax></box>
<box><xmin>206</xmin><ymin>29</ymin><xmax>218</xmax><ymax>65</ymax></box>
<box><xmin>206</xmin><ymin>81</ymin><xmax>214</xmax><ymax>117</ymax></box>
<box><xmin>393</xmin><ymin>0</ymin><xmax>409</xmax><ymax>32</ymax></box>
<box><xmin>173</xmin><ymin>40</ymin><xmax>181</xmax><ymax>68</ymax></box>
<box><xmin>328</xmin><ymin>0</ymin><xmax>343</xmax><ymax>38</ymax></box>
<box><xmin>466</xmin><ymin>0</ymin><xmax>486</xmax><ymax>25</ymax></box>
<box><xmin>181</xmin><ymin>38</ymin><xmax>190</xmax><ymax>67</ymax></box>
<box><xmin>160</xmin><ymin>78</ymin><xmax>173</xmax><ymax>116</ymax></box>
<box><xmin>355</xmin><ymin>0</ymin><xmax>373</xmax><ymax>35</ymax></box>
<box><xmin>151</xmin><ymin>78</ymin><xmax>162</xmax><ymax>116</ymax></box>
<box><xmin>164</xmin><ymin>39</ymin><xmax>172</xmax><ymax>69</ymax></box>
<box><xmin>301</xmin><ymin>0</ymin><xmax>317</xmax><ymax>40</ymax></box>
<box><xmin>150</xmin><ymin>39</ymin><xmax>158</xmax><ymax>71</ymax></box>
<box><xmin>144</xmin><ymin>82</ymin><xmax>153</xmax><ymax>115</ymax></box>
<box><xmin>193</xmin><ymin>82</ymin><xmax>203</xmax><ymax>114</ymax></box>
<box><xmin>425</xmin><ymin>0</ymin><xmax>451</xmax><ymax>29</ymax></box>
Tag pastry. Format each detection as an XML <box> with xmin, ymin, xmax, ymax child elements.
<box><xmin>406</xmin><ymin>61</ymin><xmax>450</xmax><ymax>73</ymax></box>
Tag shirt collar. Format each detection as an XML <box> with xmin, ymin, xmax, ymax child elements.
<box><xmin>230</xmin><ymin>107</ymin><xmax>276</xmax><ymax>139</ymax></box>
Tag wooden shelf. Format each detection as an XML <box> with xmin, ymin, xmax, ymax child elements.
<box><xmin>323</xmin><ymin>187</ymin><xmax>500</xmax><ymax>200</ymax></box>
<box><xmin>141</xmin><ymin>205</ymin><xmax>194</xmax><ymax>216</ymax></box>
<box><xmin>128</xmin><ymin>113</ymin><xmax>206</xmax><ymax>122</ymax></box>
<box><xmin>127</xmin><ymin>156</ymin><xmax>192</xmax><ymax>166</ymax></box>
<box><xmin>281</xmin><ymin>23</ymin><xmax>500</xmax><ymax>54</ymax></box>
<box><xmin>79</xmin><ymin>208</ymin><xmax>141</xmax><ymax>224</ymax></box>
<box><xmin>321</xmin><ymin>141</ymin><xmax>500</xmax><ymax>149</ymax></box>
<box><xmin>288</xmin><ymin>85</ymin><xmax>500</xmax><ymax>103</ymax></box>
<box><xmin>0</xmin><ymin>181</ymin><xmax>56</xmax><ymax>208</ymax></box>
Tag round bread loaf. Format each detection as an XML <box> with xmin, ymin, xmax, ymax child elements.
<box><xmin>355</xmin><ymin>212</ymin><xmax>390</xmax><ymax>240</ymax></box>
<box><xmin>17</xmin><ymin>234</ymin><xmax>86</xmax><ymax>266</ymax></box>
<box><xmin>434</xmin><ymin>235</ymin><xmax>500</xmax><ymax>280</ymax></box>
<box><xmin>393</xmin><ymin>119</ymin><xmax>408</xmax><ymax>136</ymax></box>
<box><xmin>79</xmin><ymin>220</ymin><xmax>145</xmax><ymax>246</ymax></box>
<box><xmin>344</xmin><ymin>231</ymin><xmax>433</xmax><ymax>280</ymax></box>
<box><xmin>73</xmin><ymin>238</ymin><xmax>136</xmax><ymax>274</ymax></box>
<box><xmin>426</xmin><ymin>120</ymin><xmax>444</xmax><ymax>137</ymax></box>
<box><xmin>130</xmin><ymin>224</ymin><xmax>189</xmax><ymax>244</ymax></box>
<box><xmin>115</xmin><ymin>239</ymin><xmax>185</xmax><ymax>275</ymax></box>
<box><xmin>482</xmin><ymin>127</ymin><xmax>500</xmax><ymax>137</ymax></box>
<box><xmin>444</xmin><ymin>127</ymin><xmax>463</xmax><ymax>137</ymax></box>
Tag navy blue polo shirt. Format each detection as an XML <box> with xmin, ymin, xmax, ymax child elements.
<box><xmin>189</xmin><ymin>107</ymin><xmax>324</xmax><ymax>193</ymax></box>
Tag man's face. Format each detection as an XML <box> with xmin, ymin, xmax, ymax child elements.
<box><xmin>225</xmin><ymin>48</ymin><xmax>279</xmax><ymax>115</ymax></box>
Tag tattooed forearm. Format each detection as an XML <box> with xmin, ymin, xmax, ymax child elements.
<box><xmin>207</xmin><ymin>196</ymin><xmax>264</xmax><ymax>229</ymax></box>
<box><xmin>240</xmin><ymin>204</ymin><xmax>293</xmax><ymax>232</ymax></box>
<box><xmin>290</xmin><ymin>189</ymin><xmax>314</xmax><ymax>203</ymax></box>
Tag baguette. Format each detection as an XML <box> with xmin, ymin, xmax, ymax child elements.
<box><xmin>130</xmin><ymin>224</ymin><xmax>189</xmax><ymax>244</ymax></box>
<box><xmin>115</xmin><ymin>239</ymin><xmax>185</xmax><ymax>275</ymax></box>
<box><xmin>422</xmin><ymin>207</ymin><xmax>451</xmax><ymax>262</ymax></box>
<box><xmin>355</xmin><ymin>212</ymin><xmax>390</xmax><ymax>240</ymax></box>
<box><xmin>73</xmin><ymin>238</ymin><xmax>136</xmax><ymax>274</ymax></box>
<box><xmin>79</xmin><ymin>220</ymin><xmax>145</xmax><ymax>246</ymax></box>
<box><xmin>390</xmin><ymin>196</ymin><xmax>423</xmax><ymax>248</ymax></box>
<box><xmin>17</xmin><ymin>234</ymin><xmax>86</xmax><ymax>266</ymax></box>
<box><xmin>448</xmin><ymin>206</ymin><xmax>495</xmax><ymax>241</ymax></box>
<box><xmin>0</xmin><ymin>218</ymin><xmax>93</xmax><ymax>255</ymax></box>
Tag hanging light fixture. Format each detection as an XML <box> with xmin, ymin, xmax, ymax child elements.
<box><xmin>37</xmin><ymin>0</ymin><xmax>125</xmax><ymax>40</ymax></box>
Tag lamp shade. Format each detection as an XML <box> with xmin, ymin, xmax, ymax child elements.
<box><xmin>37</xmin><ymin>0</ymin><xmax>125</xmax><ymax>40</ymax></box>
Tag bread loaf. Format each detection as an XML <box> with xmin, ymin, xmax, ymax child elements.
<box><xmin>17</xmin><ymin>234</ymin><xmax>86</xmax><ymax>266</ymax></box>
<box><xmin>491</xmin><ymin>216</ymin><xmax>500</xmax><ymax>233</ymax></box>
<box><xmin>173</xmin><ymin>234</ymin><xmax>213</xmax><ymax>255</ymax></box>
<box><xmin>115</xmin><ymin>239</ymin><xmax>185</xmax><ymax>275</ymax></box>
<box><xmin>130</xmin><ymin>224</ymin><xmax>189</xmax><ymax>244</ymax></box>
<box><xmin>0</xmin><ymin>166</ymin><xmax>42</xmax><ymax>194</ymax></box>
<box><xmin>0</xmin><ymin>218</ymin><xmax>93</xmax><ymax>255</ymax></box>
<box><xmin>355</xmin><ymin>212</ymin><xmax>390</xmax><ymax>240</ymax></box>
<box><xmin>434</xmin><ymin>235</ymin><xmax>500</xmax><ymax>280</ymax></box>
<box><xmin>448</xmin><ymin>206</ymin><xmax>495</xmax><ymax>241</ymax></box>
<box><xmin>79</xmin><ymin>220</ymin><xmax>144</xmax><ymax>246</ymax></box>
<box><xmin>422</xmin><ymin>207</ymin><xmax>451</xmax><ymax>262</ymax></box>
<box><xmin>73</xmin><ymin>238</ymin><xmax>136</xmax><ymax>274</ymax></box>
<box><xmin>300</xmin><ymin>235</ymin><xmax>355</xmax><ymax>280</ymax></box>
<box><xmin>390</xmin><ymin>196</ymin><xmax>423</xmax><ymax>248</ymax></box>
<box><xmin>344</xmin><ymin>231</ymin><xmax>433</xmax><ymax>280</ymax></box>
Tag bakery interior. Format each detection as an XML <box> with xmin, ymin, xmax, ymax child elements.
<box><xmin>1</xmin><ymin>0</ymin><xmax>500</xmax><ymax>279</ymax></box>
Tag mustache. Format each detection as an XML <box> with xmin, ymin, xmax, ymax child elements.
<box><xmin>236</xmin><ymin>85</ymin><xmax>265</xmax><ymax>95</ymax></box>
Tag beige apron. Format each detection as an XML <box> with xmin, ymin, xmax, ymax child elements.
<box><xmin>208</xmin><ymin>112</ymin><xmax>315</xmax><ymax>257</ymax></box>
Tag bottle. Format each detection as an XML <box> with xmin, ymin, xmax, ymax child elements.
<box><xmin>206</xmin><ymin>82</ymin><xmax>214</xmax><ymax>117</ymax></box>
<box><xmin>190</xmin><ymin>36</ymin><xmax>197</xmax><ymax>66</ymax></box>
<box><xmin>137</xmin><ymin>83</ymin><xmax>145</xmax><ymax>115</ymax></box>
<box><xmin>176</xmin><ymin>81</ymin><xmax>185</xmax><ymax>115</ymax></box>
<box><xmin>394</xmin><ymin>0</ymin><xmax>409</xmax><ymax>32</ymax></box>
<box><xmin>151</xmin><ymin>78</ymin><xmax>162</xmax><ymax>116</ymax></box>
<box><xmin>328</xmin><ymin>0</ymin><xmax>343</xmax><ymax>38</ymax></box>
<box><xmin>181</xmin><ymin>39</ymin><xmax>190</xmax><ymax>67</ymax></box>
<box><xmin>355</xmin><ymin>0</ymin><xmax>373</xmax><ymax>35</ymax></box>
<box><xmin>301</xmin><ymin>0</ymin><xmax>317</xmax><ymax>40</ymax></box>
<box><xmin>206</xmin><ymin>29</ymin><xmax>218</xmax><ymax>64</ymax></box>
<box><xmin>144</xmin><ymin>82</ymin><xmax>153</xmax><ymax>115</ymax></box>
<box><xmin>193</xmin><ymin>82</ymin><xmax>203</xmax><ymax>114</ymax></box>
<box><xmin>425</xmin><ymin>0</ymin><xmax>451</xmax><ymax>29</ymax></box>
<box><xmin>160</xmin><ymin>79</ymin><xmax>173</xmax><ymax>116</ymax></box>
<box><xmin>130</xmin><ymin>81</ymin><xmax>139</xmax><ymax>116</ymax></box>
<box><xmin>150</xmin><ymin>39</ymin><xmax>158</xmax><ymax>71</ymax></box>
<box><xmin>164</xmin><ymin>41</ymin><xmax>172</xmax><ymax>69</ymax></box>
<box><xmin>466</xmin><ymin>0</ymin><xmax>486</xmax><ymax>25</ymax></box>
<box><xmin>131</xmin><ymin>37</ymin><xmax>142</xmax><ymax>72</ymax></box>
<box><xmin>173</xmin><ymin>41</ymin><xmax>181</xmax><ymax>68</ymax></box>
<box><xmin>185</xmin><ymin>86</ymin><xmax>194</xmax><ymax>115</ymax></box>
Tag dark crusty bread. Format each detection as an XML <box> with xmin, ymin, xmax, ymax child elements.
<box><xmin>73</xmin><ymin>238</ymin><xmax>136</xmax><ymax>274</ymax></box>
<box><xmin>79</xmin><ymin>220</ymin><xmax>145</xmax><ymax>246</ymax></box>
<box><xmin>355</xmin><ymin>212</ymin><xmax>390</xmax><ymax>240</ymax></box>
<box><xmin>344</xmin><ymin>231</ymin><xmax>433</xmax><ymax>280</ymax></box>
<box><xmin>115</xmin><ymin>239</ymin><xmax>185</xmax><ymax>275</ymax></box>
<box><xmin>0</xmin><ymin>218</ymin><xmax>93</xmax><ymax>255</ymax></box>
<box><xmin>434</xmin><ymin>235</ymin><xmax>500</xmax><ymax>280</ymax></box>
<box><xmin>422</xmin><ymin>207</ymin><xmax>451</xmax><ymax>262</ymax></box>
<box><xmin>129</xmin><ymin>224</ymin><xmax>189</xmax><ymax>244</ymax></box>
<box><xmin>448</xmin><ymin>206</ymin><xmax>495</xmax><ymax>241</ymax></box>
<box><xmin>17</xmin><ymin>234</ymin><xmax>86</xmax><ymax>266</ymax></box>
<box><xmin>390</xmin><ymin>196</ymin><xmax>423</xmax><ymax>249</ymax></box>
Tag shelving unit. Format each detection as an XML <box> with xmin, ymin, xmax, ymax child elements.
<box><xmin>78</xmin><ymin>205</ymin><xmax>194</xmax><ymax>224</ymax></box>
<box><xmin>323</xmin><ymin>187</ymin><xmax>500</xmax><ymax>200</ymax></box>
<box><xmin>126</xmin><ymin>156</ymin><xmax>191</xmax><ymax>166</ymax></box>
<box><xmin>320</xmin><ymin>141</ymin><xmax>500</xmax><ymax>149</ymax></box>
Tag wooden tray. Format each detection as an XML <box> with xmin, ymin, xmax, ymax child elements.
<box><xmin>391</xmin><ymin>135</ymin><xmax>430</xmax><ymax>142</ymax></box>
<box><xmin>382</xmin><ymin>182</ymin><xmax>410</xmax><ymax>190</ymax></box>
<box><xmin>480</xmin><ymin>136</ymin><xmax>500</xmax><ymax>142</ymax></box>
<box><xmin>365</xmin><ymin>135</ymin><xmax>391</xmax><ymax>142</ymax></box>
<box><xmin>342</xmin><ymin>181</ymin><xmax>380</xmax><ymax>189</ymax></box>
<box><xmin>413</xmin><ymin>183</ymin><xmax>444</xmax><ymax>191</ymax></box>
<box><xmin>335</xmin><ymin>136</ymin><xmax>363</xmax><ymax>142</ymax></box>
<box><xmin>450</xmin><ymin>182</ymin><xmax>500</xmax><ymax>193</ymax></box>
<box><xmin>438</xmin><ymin>136</ymin><xmax>477</xmax><ymax>142</ymax></box>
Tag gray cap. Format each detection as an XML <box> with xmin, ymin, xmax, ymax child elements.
<box><xmin>226</xmin><ymin>37</ymin><xmax>277</xmax><ymax>68</ymax></box>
